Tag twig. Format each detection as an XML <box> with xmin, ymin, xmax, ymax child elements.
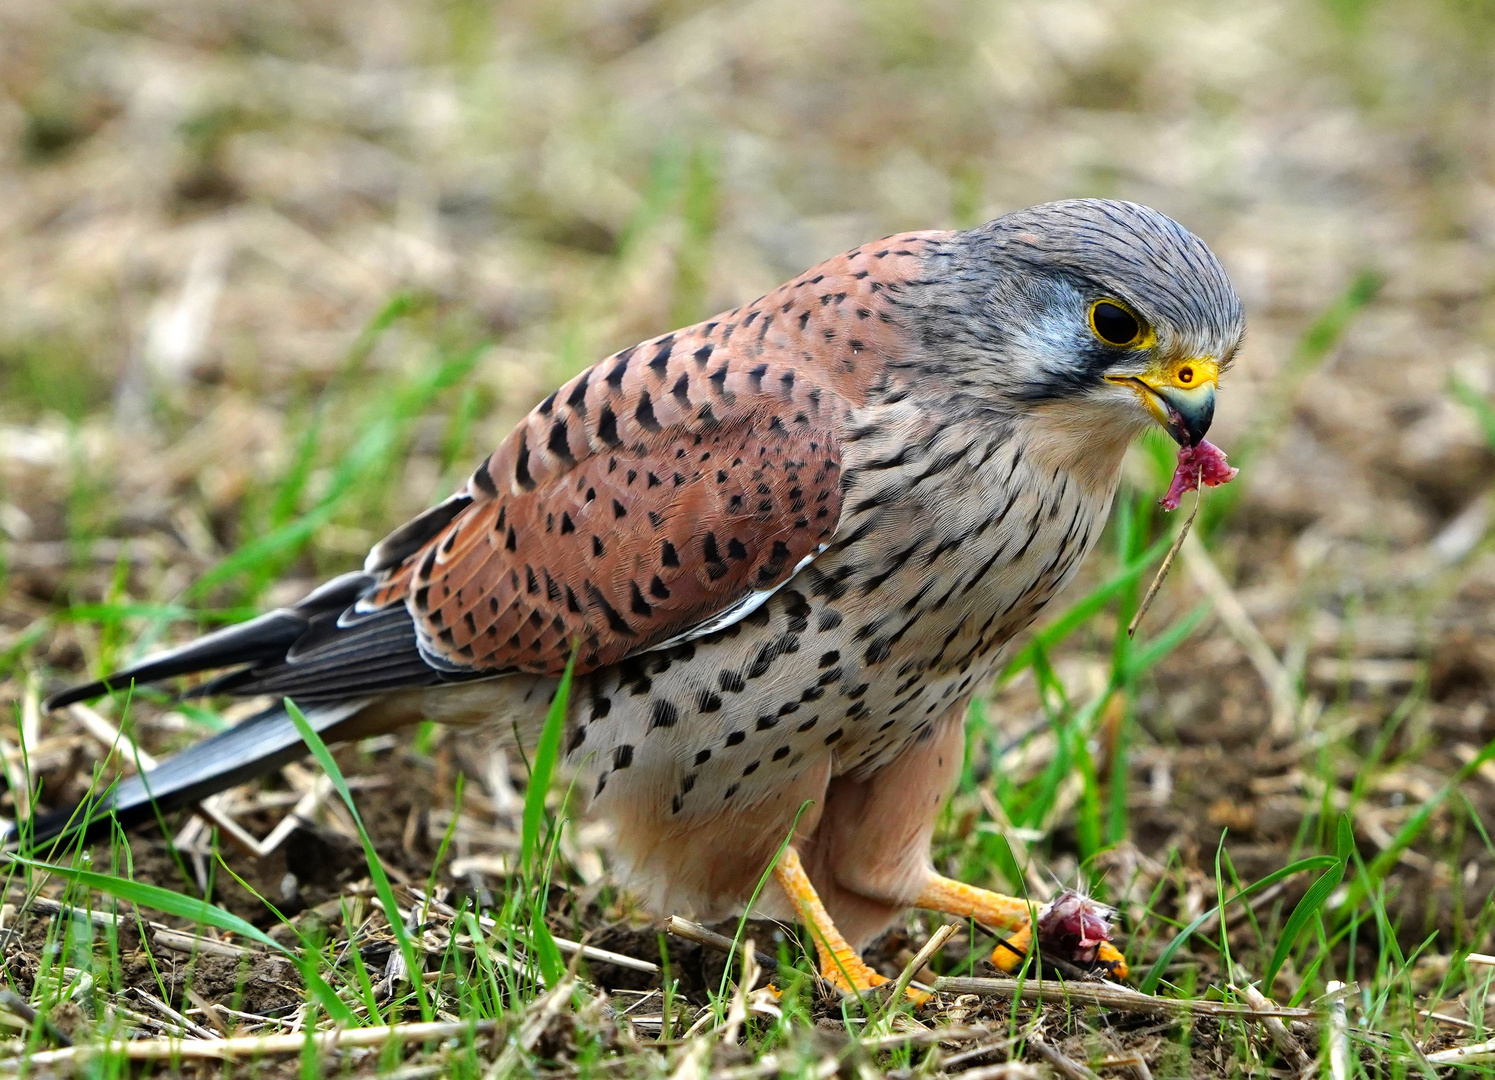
<box><xmin>1029</xmin><ymin>1035</ymin><xmax>1102</xmax><ymax>1080</ymax></box>
<box><xmin>254</xmin><ymin>774</ymin><xmax>334</xmax><ymax>855</ymax></box>
<box><xmin>1418</xmin><ymin>1009</ymin><xmax>1477</xmax><ymax>1031</ymax></box>
<box><xmin>665</xmin><ymin>916</ymin><xmax>783</xmax><ymax>974</ymax></box>
<box><xmin>1102</xmin><ymin>1052</ymin><xmax>1154</xmax><ymax>1080</ymax></box>
<box><xmin>129</xmin><ymin>987</ymin><xmax>218</xmax><ymax>1040</ymax></box>
<box><xmin>26</xmin><ymin>896</ymin><xmax>117</xmax><ymax>929</ymax></box>
<box><xmin>183</xmin><ymin>986</ymin><xmax>233</xmax><ymax>1037</ymax></box>
<box><xmin>113</xmin><ymin>1004</ymin><xmax>191</xmax><ymax>1038</ymax></box>
<box><xmin>551</xmin><ymin>936</ymin><xmax>660</xmax><ymax>975</ymax></box>
<box><xmin>884</xmin><ymin>922</ymin><xmax>956</xmax><ymax>1007</ymax></box>
<box><xmin>154</xmin><ymin>928</ymin><xmax>263</xmax><ymax>960</ymax></box>
<box><xmin>932</xmin><ymin>976</ymin><xmax>1316</xmax><ymax>1021</ymax></box>
<box><xmin>67</xmin><ymin>702</ymin><xmax>158</xmax><ymax>770</ymax></box>
<box><xmin>402</xmin><ymin>887</ymin><xmax>661</xmax><ymax>975</ymax></box>
<box><xmin>721</xmin><ymin>937</ymin><xmax>760</xmax><ymax>1044</ymax></box>
<box><xmin>192</xmin><ymin>796</ymin><xmax>268</xmax><ymax>857</ymax></box>
<box><xmin>1231</xmin><ymin>965</ymin><xmax>1312</xmax><ymax>1074</ymax></box>
<box><xmin>1325</xmin><ymin>979</ymin><xmax>1350</xmax><ymax>1080</ymax></box>
<box><xmin>2</xmin><ymin>1018</ymin><xmax>499</xmax><ymax>1068</ymax></box>
<box><xmin>483</xmin><ymin>975</ymin><xmax>575</xmax><ymax>1079</ymax></box>
<box><xmin>1427</xmin><ymin>1038</ymin><xmax>1495</xmax><ymax>1065</ymax></box>
<box><xmin>1129</xmin><ymin>475</ymin><xmax>1202</xmax><ymax>639</ymax></box>
<box><xmin>941</xmin><ymin>1037</ymin><xmax>1020</xmax><ymax>1069</ymax></box>
<box><xmin>858</xmin><ymin>1025</ymin><xmax>995</xmax><ymax>1051</ymax></box>
<box><xmin>951</xmin><ymin>1064</ymin><xmax>1042</xmax><ymax>1080</ymax></box>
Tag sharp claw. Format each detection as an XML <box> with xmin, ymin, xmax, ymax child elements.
<box><xmin>822</xmin><ymin>964</ymin><xmax>886</xmax><ymax>996</ymax></box>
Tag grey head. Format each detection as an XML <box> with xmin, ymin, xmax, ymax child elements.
<box><xmin>905</xmin><ymin>199</ymin><xmax>1246</xmax><ymax>447</ymax></box>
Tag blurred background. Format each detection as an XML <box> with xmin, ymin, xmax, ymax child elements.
<box><xmin>3</xmin><ymin>0</ymin><xmax>1495</xmax><ymax>981</ymax></box>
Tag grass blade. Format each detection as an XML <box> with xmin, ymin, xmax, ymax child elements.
<box><xmin>1336</xmin><ymin>734</ymin><xmax>1495</xmax><ymax>914</ymax></box>
<box><xmin>1139</xmin><ymin>854</ymin><xmax>1339</xmax><ymax>994</ymax></box>
<box><xmin>1263</xmin><ymin>815</ymin><xmax>1353</xmax><ymax>989</ymax></box>
<box><xmin>519</xmin><ymin>652</ymin><xmax>576</xmax><ymax>988</ymax></box>
<box><xmin>14</xmin><ymin>857</ymin><xmax>278</xmax><ymax>947</ymax></box>
<box><xmin>522</xmin><ymin>651</ymin><xmax>576</xmax><ymax>873</ymax></box>
<box><xmin>13</xmin><ymin>855</ymin><xmax>356</xmax><ymax>1023</ymax></box>
<box><xmin>285</xmin><ymin>698</ymin><xmax>431</xmax><ymax>1020</ymax></box>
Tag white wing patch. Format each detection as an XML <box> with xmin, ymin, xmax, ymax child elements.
<box><xmin>644</xmin><ymin>546</ymin><xmax>827</xmax><ymax>653</ymax></box>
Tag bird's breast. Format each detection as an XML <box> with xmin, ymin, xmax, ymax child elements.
<box><xmin>563</xmin><ymin>406</ymin><xmax>1124</xmax><ymax>826</ymax></box>
<box><xmin>808</xmin><ymin>414</ymin><xmax>1118</xmax><ymax>762</ymax></box>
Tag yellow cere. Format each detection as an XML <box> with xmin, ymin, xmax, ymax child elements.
<box><xmin>1153</xmin><ymin>355</ymin><xmax>1219</xmax><ymax>390</ymax></box>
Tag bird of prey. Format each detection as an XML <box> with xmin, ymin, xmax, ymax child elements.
<box><xmin>34</xmin><ymin>199</ymin><xmax>1242</xmax><ymax>993</ymax></box>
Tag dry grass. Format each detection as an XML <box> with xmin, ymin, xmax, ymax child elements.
<box><xmin>3</xmin><ymin>0</ymin><xmax>1495</xmax><ymax>1075</ymax></box>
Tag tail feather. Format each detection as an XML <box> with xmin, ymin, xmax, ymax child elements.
<box><xmin>13</xmin><ymin>699</ymin><xmax>368</xmax><ymax>848</ymax></box>
<box><xmin>43</xmin><ymin>610</ymin><xmax>308</xmax><ymax>710</ymax></box>
<box><xmin>40</xmin><ymin>570</ymin><xmax>453</xmax><ymax>709</ymax></box>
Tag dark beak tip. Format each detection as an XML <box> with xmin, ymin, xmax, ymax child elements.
<box><xmin>1164</xmin><ymin>394</ymin><xmax>1214</xmax><ymax>448</ymax></box>
<box><xmin>1162</xmin><ymin>407</ymin><xmax>1204</xmax><ymax>448</ymax></box>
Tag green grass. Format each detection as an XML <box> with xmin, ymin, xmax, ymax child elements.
<box><xmin>10</xmin><ymin>286</ymin><xmax>1483</xmax><ymax>1077</ymax></box>
<box><xmin>3</xmin><ymin>20</ymin><xmax>1493</xmax><ymax>1071</ymax></box>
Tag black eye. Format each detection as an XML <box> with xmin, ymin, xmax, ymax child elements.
<box><xmin>1091</xmin><ymin>301</ymin><xmax>1141</xmax><ymax>346</ymax></box>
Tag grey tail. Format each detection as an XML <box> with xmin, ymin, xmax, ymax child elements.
<box><xmin>11</xmin><ymin>699</ymin><xmax>367</xmax><ymax>850</ymax></box>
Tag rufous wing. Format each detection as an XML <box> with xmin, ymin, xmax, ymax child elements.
<box><xmin>362</xmin><ymin>328</ymin><xmax>848</xmax><ymax>677</ymax></box>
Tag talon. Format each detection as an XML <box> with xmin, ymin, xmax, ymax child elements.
<box><xmin>823</xmin><ymin>963</ymin><xmax>929</xmax><ymax>1004</ymax></box>
<box><xmin>822</xmin><ymin>960</ymin><xmax>889</xmax><ymax>996</ymax></box>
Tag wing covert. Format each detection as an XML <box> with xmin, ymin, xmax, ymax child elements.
<box><xmin>364</xmin><ymin>328</ymin><xmax>857</xmax><ymax>677</ymax></box>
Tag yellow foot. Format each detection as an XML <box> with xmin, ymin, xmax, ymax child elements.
<box><xmin>913</xmin><ymin>875</ymin><xmax>1130</xmax><ymax>980</ymax></box>
<box><xmin>772</xmin><ymin>845</ymin><xmax>928</xmax><ymax>1003</ymax></box>
<box><xmin>823</xmin><ymin>959</ymin><xmax>932</xmax><ymax>1004</ymax></box>
<box><xmin>989</xmin><ymin>924</ymin><xmax>1035</xmax><ymax>973</ymax></box>
<box><xmin>900</xmin><ymin>983</ymin><xmax>934</xmax><ymax>1006</ymax></box>
<box><xmin>822</xmin><ymin>954</ymin><xmax>889</xmax><ymax>995</ymax></box>
<box><xmin>989</xmin><ymin>927</ymin><xmax>1129</xmax><ymax>979</ymax></box>
<box><xmin>1094</xmin><ymin>941</ymin><xmax>1129</xmax><ymax>979</ymax></box>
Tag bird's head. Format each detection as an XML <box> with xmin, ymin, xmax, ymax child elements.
<box><xmin>913</xmin><ymin>199</ymin><xmax>1245</xmax><ymax>450</ymax></box>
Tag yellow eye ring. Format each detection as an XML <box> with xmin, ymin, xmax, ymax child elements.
<box><xmin>1088</xmin><ymin>299</ymin><xmax>1151</xmax><ymax>349</ymax></box>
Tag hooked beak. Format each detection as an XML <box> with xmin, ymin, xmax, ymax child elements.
<box><xmin>1106</xmin><ymin>358</ymin><xmax>1218</xmax><ymax>447</ymax></box>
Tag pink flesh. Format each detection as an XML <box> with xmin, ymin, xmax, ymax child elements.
<box><xmin>1161</xmin><ymin>439</ymin><xmax>1238</xmax><ymax>511</ymax></box>
<box><xmin>1036</xmin><ymin>889</ymin><xmax>1116</xmax><ymax>965</ymax></box>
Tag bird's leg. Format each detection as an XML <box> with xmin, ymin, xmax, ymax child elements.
<box><xmin>773</xmin><ymin>844</ymin><xmax>890</xmax><ymax>996</ymax></box>
<box><xmin>914</xmin><ymin>875</ymin><xmax>1036</xmax><ymax>971</ymax></box>
<box><xmin>914</xmin><ymin>874</ymin><xmax>1129</xmax><ymax>978</ymax></box>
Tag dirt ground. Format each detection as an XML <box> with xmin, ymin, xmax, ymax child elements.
<box><xmin>3</xmin><ymin>0</ymin><xmax>1495</xmax><ymax>1075</ymax></box>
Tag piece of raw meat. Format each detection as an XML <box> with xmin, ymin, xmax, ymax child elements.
<box><xmin>1161</xmin><ymin>439</ymin><xmax>1237</xmax><ymax>511</ymax></box>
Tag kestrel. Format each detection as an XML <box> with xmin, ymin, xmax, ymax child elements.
<box><xmin>33</xmin><ymin>199</ymin><xmax>1243</xmax><ymax>992</ymax></box>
